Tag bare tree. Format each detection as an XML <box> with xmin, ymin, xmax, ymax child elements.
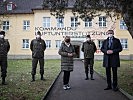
<box><xmin>42</xmin><ymin>0</ymin><xmax>133</xmax><ymax>38</ymax></box>
<box><xmin>0</xmin><ymin>0</ymin><xmax>8</xmax><ymax>30</ymax></box>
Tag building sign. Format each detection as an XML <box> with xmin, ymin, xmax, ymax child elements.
<box><xmin>35</xmin><ymin>27</ymin><xmax>109</xmax><ymax>39</ymax></box>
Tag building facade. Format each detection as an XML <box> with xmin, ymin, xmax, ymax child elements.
<box><xmin>0</xmin><ymin>0</ymin><xmax>133</xmax><ymax>60</ymax></box>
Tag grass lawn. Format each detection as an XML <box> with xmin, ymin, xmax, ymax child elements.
<box><xmin>0</xmin><ymin>59</ymin><xmax>60</xmax><ymax>100</ymax></box>
<box><xmin>94</xmin><ymin>60</ymin><xmax>133</xmax><ymax>96</ymax></box>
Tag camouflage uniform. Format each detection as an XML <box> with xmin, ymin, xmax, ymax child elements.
<box><xmin>0</xmin><ymin>31</ymin><xmax>10</xmax><ymax>85</ymax></box>
<box><xmin>81</xmin><ymin>40</ymin><xmax>97</xmax><ymax>80</ymax></box>
<box><xmin>30</xmin><ymin>38</ymin><xmax>46</xmax><ymax>81</ymax></box>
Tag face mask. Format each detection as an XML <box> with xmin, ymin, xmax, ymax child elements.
<box><xmin>87</xmin><ymin>38</ymin><xmax>91</xmax><ymax>41</ymax></box>
<box><xmin>108</xmin><ymin>34</ymin><xmax>113</xmax><ymax>38</ymax></box>
<box><xmin>36</xmin><ymin>35</ymin><xmax>41</xmax><ymax>39</ymax></box>
<box><xmin>0</xmin><ymin>35</ymin><xmax>4</xmax><ymax>38</ymax></box>
<box><xmin>65</xmin><ymin>39</ymin><xmax>70</xmax><ymax>43</ymax></box>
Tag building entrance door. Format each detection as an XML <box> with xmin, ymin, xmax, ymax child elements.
<box><xmin>73</xmin><ymin>45</ymin><xmax>80</xmax><ymax>58</ymax></box>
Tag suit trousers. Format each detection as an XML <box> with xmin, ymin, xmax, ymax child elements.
<box><xmin>0</xmin><ymin>57</ymin><xmax>7</xmax><ymax>78</ymax></box>
<box><xmin>63</xmin><ymin>71</ymin><xmax>70</xmax><ymax>85</ymax></box>
<box><xmin>106</xmin><ymin>67</ymin><xmax>118</xmax><ymax>88</ymax></box>
<box><xmin>31</xmin><ymin>58</ymin><xmax>44</xmax><ymax>75</ymax></box>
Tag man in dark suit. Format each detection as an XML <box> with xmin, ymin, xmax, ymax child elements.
<box><xmin>101</xmin><ymin>30</ymin><xmax>122</xmax><ymax>91</ymax></box>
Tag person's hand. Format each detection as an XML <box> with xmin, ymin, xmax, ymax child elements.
<box><xmin>107</xmin><ymin>50</ymin><xmax>113</xmax><ymax>54</ymax></box>
<box><xmin>68</xmin><ymin>53</ymin><xmax>73</xmax><ymax>57</ymax></box>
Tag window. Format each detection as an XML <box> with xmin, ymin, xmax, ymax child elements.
<box><xmin>23</xmin><ymin>20</ymin><xmax>30</xmax><ymax>30</ymax></box>
<box><xmin>2</xmin><ymin>21</ymin><xmax>10</xmax><ymax>31</ymax></box>
<box><xmin>120</xmin><ymin>39</ymin><xmax>128</xmax><ymax>49</ymax></box>
<box><xmin>85</xmin><ymin>17</ymin><xmax>92</xmax><ymax>27</ymax></box>
<box><xmin>120</xmin><ymin>20</ymin><xmax>127</xmax><ymax>30</ymax></box>
<box><xmin>22</xmin><ymin>39</ymin><xmax>29</xmax><ymax>49</ymax></box>
<box><xmin>7</xmin><ymin>4</ymin><xmax>12</xmax><ymax>11</ymax></box>
<box><xmin>71</xmin><ymin>17</ymin><xmax>78</xmax><ymax>28</ymax></box>
<box><xmin>45</xmin><ymin>40</ymin><xmax>51</xmax><ymax>48</ymax></box>
<box><xmin>98</xmin><ymin>40</ymin><xmax>104</xmax><ymax>49</ymax></box>
<box><xmin>57</xmin><ymin>17</ymin><xmax>64</xmax><ymax>28</ymax></box>
<box><xmin>55</xmin><ymin>40</ymin><xmax>61</xmax><ymax>48</ymax></box>
<box><xmin>99</xmin><ymin>16</ymin><xmax>106</xmax><ymax>27</ymax></box>
<box><xmin>43</xmin><ymin>17</ymin><xmax>50</xmax><ymax>28</ymax></box>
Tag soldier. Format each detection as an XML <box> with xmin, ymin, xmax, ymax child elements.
<box><xmin>0</xmin><ymin>31</ymin><xmax>10</xmax><ymax>85</ymax></box>
<box><xmin>81</xmin><ymin>35</ymin><xmax>97</xmax><ymax>80</ymax></box>
<box><xmin>30</xmin><ymin>31</ymin><xmax>46</xmax><ymax>82</ymax></box>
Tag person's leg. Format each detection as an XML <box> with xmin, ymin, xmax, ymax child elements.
<box><xmin>65</xmin><ymin>71</ymin><xmax>70</xmax><ymax>84</ymax></box>
<box><xmin>31</xmin><ymin>58</ymin><xmax>38</xmax><ymax>82</ymax></box>
<box><xmin>112</xmin><ymin>67</ymin><xmax>118</xmax><ymax>91</ymax></box>
<box><xmin>63</xmin><ymin>71</ymin><xmax>71</xmax><ymax>90</ymax></box>
<box><xmin>1</xmin><ymin>58</ymin><xmax>7</xmax><ymax>85</ymax></box>
<box><xmin>39</xmin><ymin>58</ymin><xmax>44</xmax><ymax>80</ymax></box>
<box><xmin>104</xmin><ymin>67</ymin><xmax>112</xmax><ymax>90</ymax></box>
<box><xmin>84</xmin><ymin>58</ymin><xmax>89</xmax><ymax>80</ymax></box>
<box><xmin>90</xmin><ymin>58</ymin><xmax>94</xmax><ymax>80</ymax></box>
<box><xmin>63</xmin><ymin>71</ymin><xmax>68</xmax><ymax>90</ymax></box>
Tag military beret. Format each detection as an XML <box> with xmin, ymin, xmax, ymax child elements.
<box><xmin>0</xmin><ymin>31</ymin><xmax>5</xmax><ymax>36</ymax></box>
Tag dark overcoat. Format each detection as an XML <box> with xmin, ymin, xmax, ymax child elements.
<box><xmin>58</xmin><ymin>42</ymin><xmax>76</xmax><ymax>71</ymax></box>
<box><xmin>101</xmin><ymin>37</ymin><xmax>122</xmax><ymax>67</ymax></box>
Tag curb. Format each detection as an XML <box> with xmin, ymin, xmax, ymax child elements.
<box><xmin>95</xmin><ymin>71</ymin><xmax>133</xmax><ymax>100</ymax></box>
<box><xmin>81</xmin><ymin>60</ymin><xmax>133</xmax><ymax>100</ymax></box>
<box><xmin>42</xmin><ymin>59</ymin><xmax>81</xmax><ymax>100</ymax></box>
<box><xmin>41</xmin><ymin>71</ymin><xmax>61</xmax><ymax>100</ymax></box>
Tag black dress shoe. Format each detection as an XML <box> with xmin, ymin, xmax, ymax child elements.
<box><xmin>31</xmin><ymin>79</ymin><xmax>35</xmax><ymax>82</ymax></box>
<box><xmin>85</xmin><ymin>77</ymin><xmax>89</xmax><ymax>80</ymax></box>
<box><xmin>113</xmin><ymin>87</ymin><xmax>119</xmax><ymax>91</ymax></box>
<box><xmin>41</xmin><ymin>78</ymin><xmax>45</xmax><ymax>81</ymax></box>
<box><xmin>90</xmin><ymin>75</ymin><xmax>94</xmax><ymax>80</ymax></box>
<box><xmin>2</xmin><ymin>82</ymin><xmax>7</xmax><ymax>85</ymax></box>
<box><xmin>104</xmin><ymin>87</ymin><xmax>112</xmax><ymax>90</ymax></box>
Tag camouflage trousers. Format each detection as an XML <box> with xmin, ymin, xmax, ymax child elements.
<box><xmin>84</xmin><ymin>58</ymin><xmax>94</xmax><ymax>75</ymax></box>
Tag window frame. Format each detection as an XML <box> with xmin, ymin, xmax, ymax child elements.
<box><xmin>119</xmin><ymin>20</ymin><xmax>127</xmax><ymax>30</ymax></box>
<box><xmin>84</xmin><ymin>17</ymin><xmax>92</xmax><ymax>27</ymax></box>
<box><xmin>23</xmin><ymin>20</ymin><xmax>30</xmax><ymax>31</ymax></box>
<box><xmin>43</xmin><ymin>17</ymin><xmax>51</xmax><ymax>28</ymax></box>
<box><xmin>71</xmin><ymin>17</ymin><xmax>78</xmax><ymax>28</ymax></box>
<box><xmin>7</xmin><ymin>3</ymin><xmax>12</xmax><ymax>11</ymax></box>
<box><xmin>98</xmin><ymin>40</ymin><xmax>104</xmax><ymax>49</ymax></box>
<box><xmin>99</xmin><ymin>16</ymin><xmax>107</xmax><ymax>28</ymax></box>
<box><xmin>56</xmin><ymin>17</ymin><xmax>64</xmax><ymax>28</ymax></box>
<box><xmin>2</xmin><ymin>21</ymin><xmax>10</xmax><ymax>31</ymax></box>
<box><xmin>45</xmin><ymin>40</ymin><xmax>51</xmax><ymax>48</ymax></box>
<box><xmin>22</xmin><ymin>39</ymin><xmax>29</xmax><ymax>49</ymax></box>
<box><xmin>120</xmin><ymin>39</ymin><xmax>128</xmax><ymax>49</ymax></box>
<box><xmin>55</xmin><ymin>40</ymin><xmax>61</xmax><ymax>48</ymax></box>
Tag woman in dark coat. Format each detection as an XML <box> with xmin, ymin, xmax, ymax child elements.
<box><xmin>58</xmin><ymin>36</ymin><xmax>76</xmax><ymax>90</ymax></box>
<box><xmin>101</xmin><ymin>30</ymin><xmax>122</xmax><ymax>91</ymax></box>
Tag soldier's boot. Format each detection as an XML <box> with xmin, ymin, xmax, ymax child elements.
<box><xmin>41</xmin><ymin>75</ymin><xmax>45</xmax><ymax>81</ymax></box>
<box><xmin>31</xmin><ymin>75</ymin><xmax>35</xmax><ymax>82</ymax></box>
<box><xmin>90</xmin><ymin>74</ymin><xmax>94</xmax><ymax>80</ymax></box>
<box><xmin>85</xmin><ymin>72</ymin><xmax>89</xmax><ymax>80</ymax></box>
<box><xmin>2</xmin><ymin>77</ymin><xmax>7</xmax><ymax>85</ymax></box>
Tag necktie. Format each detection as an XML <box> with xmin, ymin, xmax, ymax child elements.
<box><xmin>108</xmin><ymin>38</ymin><xmax>112</xmax><ymax>48</ymax></box>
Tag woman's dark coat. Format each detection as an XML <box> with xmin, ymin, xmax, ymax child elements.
<box><xmin>101</xmin><ymin>37</ymin><xmax>122</xmax><ymax>67</ymax></box>
<box><xmin>58</xmin><ymin>42</ymin><xmax>76</xmax><ymax>71</ymax></box>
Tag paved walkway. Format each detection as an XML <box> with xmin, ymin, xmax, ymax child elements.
<box><xmin>44</xmin><ymin>60</ymin><xmax>129</xmax><ymax>100</ymax></box>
